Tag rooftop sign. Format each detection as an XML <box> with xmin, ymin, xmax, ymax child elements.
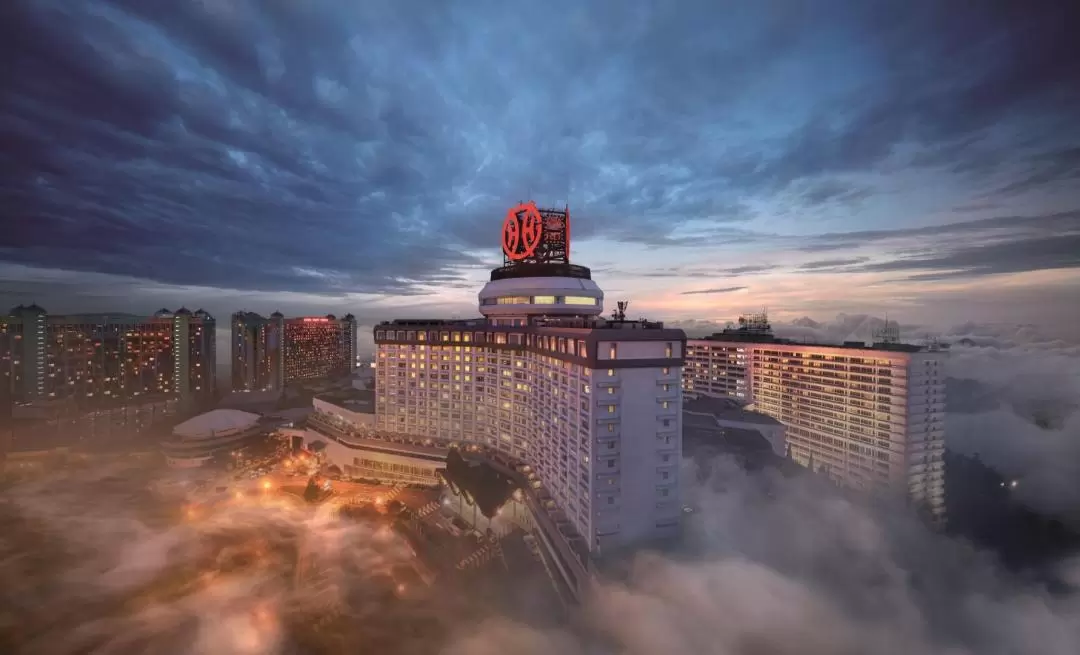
<box><xmin>501</xmin><ymin>201</ymin><xmax>570</xmax><ymax>265</ymax></box>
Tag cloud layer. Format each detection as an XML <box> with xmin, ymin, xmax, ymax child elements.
<box><xmin>2</xmin><ymin>454</ymin><xmax>1078</xmax><ymax>654</ymax></box>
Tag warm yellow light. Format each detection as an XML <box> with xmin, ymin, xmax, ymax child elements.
<box><xmin>262</xmin><ymin>480</ymin><xmax>272</xmax><ymax>490</ymax></box>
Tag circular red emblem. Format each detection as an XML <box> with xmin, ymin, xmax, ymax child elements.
<box><xmin>502</xmin><ymin>202</ymin><xmax>543</xmax><ymax>261</ymax></box>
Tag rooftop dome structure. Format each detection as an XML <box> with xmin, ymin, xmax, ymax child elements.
<box><xmin>478</xmin><ymin>273</ymin><xmax>603</xmax><ymax>319</ymax></box>
<box><xmin>172</xmin><ymin>409</ymin><xmax>260</xmax><ymax>440</ymax></box>
<box><xmin>478</xmin><ymin>202</ymin><xmax>603</xmax><ymax>320</ymax></box>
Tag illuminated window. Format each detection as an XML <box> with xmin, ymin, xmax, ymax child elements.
<box><xmin>609</xmin><ymin>344</ymin><xmax>617</xmax><ymax>359</ymax></box>
<box><xmin>665</xmin><ymin>342</ymin><xmax>673</xmax><ymax>358</ymax></box>
<box><xmin>607</xmin><ymin>368</ymin><xmax>615</xmax><ymax>377</ymax></box>
<box><xmin>563</xmin><ymin>296</ymin><xmax>597</xmax><ymax>305</ymax></box>
<box><xmin>532</xmin><ymin>295</ymin><xmax>556</xmax><ymax>304</ymax></box>
<box><xmin>607</xmin><ymin>405</ymin><xmax>616</xmax><ymax>414</ymax></box>
<box><xmin>607</xmin><ymin>423</ymin><xmax>615</xmax><ymax>433</ymax></box>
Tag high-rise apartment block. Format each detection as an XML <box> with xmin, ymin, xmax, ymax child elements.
<box><xmin>0</xmin><ymin>305</ymin><xmax>216</xmax><ymax>407</ymax></box>
<box><xmin>684</xmin><ymin>314</ymin><xmax>946</xmax><ymax>520</ymax></box>
<box><xmin>232</xmin><ymin>312</ymin><xmax>356</xmax><ymax>391</ymax></box>
<box><xmin>375</xmin><ymin>203</ymin><xmax>686</xmax><ymax>552</ymax></box>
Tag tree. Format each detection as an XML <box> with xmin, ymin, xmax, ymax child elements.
<box><xmin>303</xmin><ymin>477</ymin><xmax>321</xmax><ymax>503</ymax></box>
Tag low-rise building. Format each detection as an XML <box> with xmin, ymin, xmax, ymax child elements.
<box><xmin>161</xmin><ymin>409</ymin><xmax>263</xmax><ymax>468</ymax></box>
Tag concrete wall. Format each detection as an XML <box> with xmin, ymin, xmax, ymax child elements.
<box><xmin>591</xmin><ymin>362</ymin><xmax>682</xmax><ymax>552</ymax></box>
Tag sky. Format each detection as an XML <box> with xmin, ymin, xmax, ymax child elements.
<box><xmin>2</xmin><ymin>0</ymin><xmax>1079</xmax><ymax>344</ymax></box>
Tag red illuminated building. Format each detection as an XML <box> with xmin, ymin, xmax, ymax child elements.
<box><xmin>232</xmin><ymin>312</ymin><xmax>357</xmax><ymax>391</ymax></box>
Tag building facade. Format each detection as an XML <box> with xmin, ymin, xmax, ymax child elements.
<box><xmin>684</xmin><ymin>319</ymin><xmax>946</xmax><ymax>520</ymax></box>
<box><xmin>0</xmin><ymin>305</ymin><xmax>216</xmax><ymax>408</ymax></box>
<box><xmin>231</xmin><ymin>312</ymin><xmax>356</xmax><ymax>391</ymax></box>
<box><xmin>231</xmin><ymin>311</ymin><xmax>285</xmax><ymax>392</ymax></box>
<box><xmin>374</xmin><ymin>202</ymin><xmax>687</xmax><ymax>553</ymax></box>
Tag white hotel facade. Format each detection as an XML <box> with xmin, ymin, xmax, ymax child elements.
<box><xmin>684</xmin><ymin>323</ymin><xmax>946</xmax><ymax>520</ymax></box>
<box><xmin>374</xmin><ymin>261</ymin><xmax>686</xmax><ymax>553</ymax></box>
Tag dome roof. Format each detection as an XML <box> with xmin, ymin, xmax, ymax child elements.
<box><xmin>172</xmin><ymin>409</ymin><xmax>260</xmax><ymax>439</ymax></box>
<box><xmin>175</xmin><ymin>307</ymin><xmax>192</xmax><ymax>315</ymax></box>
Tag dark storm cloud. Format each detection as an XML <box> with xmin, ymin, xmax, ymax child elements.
<box><xmin>857</xmin><ymin>234</ymin><xmax>1080</xmax><ymax>281</ymax></box>
<box><xmin>1</xmin><ymin>0</ymin><xmax>1077</xmax><ymax>295</ymax></box>
<box><xmin>799</xmin><ymin>211</ymin><xmax>1080</xmax><ymax>253</ymax></box>
<box><xmin>680</xmin><ymin>286</ymin><xmax>748</xmax><ymax>296</ymax></box>
<box><xmin>797</xmin><ymin>257</ymin><xmax>869</xmax><ymax>271</ymax></box>
<box><xmin>991</xmin><ymin>147</ymin><xmax>1080</xmax><ymax>198</ymax></box>
<box><xmin>754</xmin><ymin>1</ymin><xmax>1080</xmax><ymax>189</ymax></box>
<box><xmin>718</xmin><ymin>264</ymin><xmax>778</xmax><ymax>276</ymax></box>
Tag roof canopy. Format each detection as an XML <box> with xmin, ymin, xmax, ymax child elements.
<box><xmin>173</xmin><ymin>409</ymin><xmax>260</xmax><ymax>439</ymax></box>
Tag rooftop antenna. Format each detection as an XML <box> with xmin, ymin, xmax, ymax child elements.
<box><xmin>873</xmin><ymin>314</ymin><xmax>900</xmax><ymax>345</ymax></box>
<box><xmin>612</xmin><ymin>301</ymin><xmax>628</xmax><ymax>322</ymax></box>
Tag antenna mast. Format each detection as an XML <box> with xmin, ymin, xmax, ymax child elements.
<box><xmin>612</xmin><ymin>301</ymin><xmax>629</xmax><ymax>322</ymax></box>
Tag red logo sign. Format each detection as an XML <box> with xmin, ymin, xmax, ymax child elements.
<box><xmin>502</xmin><ymin>202</ymin><xmax>543</xmax><ymax>261</ymax></box>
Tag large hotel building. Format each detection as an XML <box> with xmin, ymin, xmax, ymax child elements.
<box><xmin>374</xmin><ymin>203</ymin><xmax>686</xmax><ymax>552</ymax></box>
<box><xmin>683</xmin><ymin>314</ymin><xmax>946</xmax><ymax>519</ymax></box>
<box><xmin>0</xmin><ymin>305</ymin><xmax>216</xmax><ymax>407</ymax></box>
<box><xmin>231</xmin><ymin>312</ymin><xmax>357</xmax><ymax>391</ymax></box>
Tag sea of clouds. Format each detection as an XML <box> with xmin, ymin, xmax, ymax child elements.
<box><xmin>2</xmin><ymin>453</ymin><xmax>1078</xmax><ymax>655</ymax></box>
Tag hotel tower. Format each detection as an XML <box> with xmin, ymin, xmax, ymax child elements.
<box><xmin>684</xmin><ymin>314</ymin><xmax>946</xmax><ymax>521</ymax></box>
<box><xmin>374</xmin><ymin>203</ymin><xmax>687</xmax><ymax>551</ymax></box>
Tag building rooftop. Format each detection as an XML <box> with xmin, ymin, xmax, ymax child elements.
<box><xmin>377</xmin><ymin>316</ymin><xmax>673</xmax><ymax>331</ymax></box>
<box><xmin>173</xmin><ymin>409</ymin><xmax>260</xmax><ymax>439</ymax></box>
<box><xmin>442</xmin><ymin>449</ymin><xmax>518</xmax><ymax>518</ymax></box>
<box><xmin>489</xmin><ymin>262</ymin><xmax>592</xmax><ymax>281</ymax></box>
<box><xmin>684</xmin><ymin>396</ymin><xmax>782</xmax><ymax>426</ymax></box>
<box><xmin>315</xmin><ymin>388</ymin><xmax>375</xmax><ymax>413</ymax></box>
<box><xmin>694</xmin><ymin>331</ymin><xmax>926</xmax><ymax>352</ymax></box>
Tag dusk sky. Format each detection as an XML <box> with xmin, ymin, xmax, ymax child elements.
<box><xmin>2</xmin><ymin>0</ymin><xmax>1079</xmax><ymax>342</ymax></box>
